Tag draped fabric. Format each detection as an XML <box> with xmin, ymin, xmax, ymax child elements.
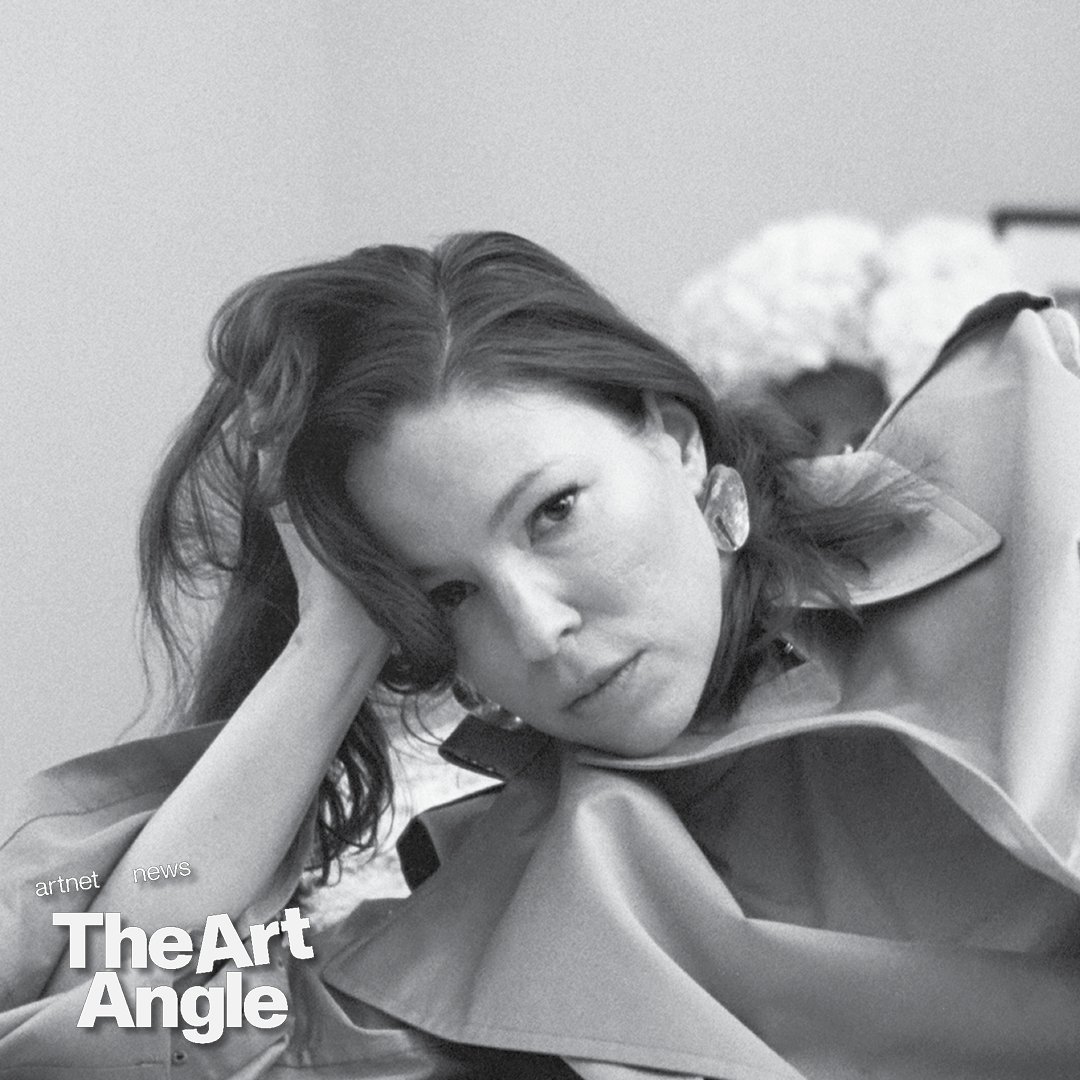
<box><xmin>325</xmin><ymin>298</ymin><xmax>1080</xmax><ymax>1078</ymax></box>
<box><xmin>3</xmin><ymin>295</ymin><xmax>1079</xmax><ymax>1078</ymax></box>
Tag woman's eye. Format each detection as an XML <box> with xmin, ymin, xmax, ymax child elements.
<box><xmin>532</xmin><ymin>487</ymin><xmax>578</xmax><ymax>534</ymax></box>
<box><xmin>427</xmin><ymin>580</ymin><xmax>475</xmax><ymax>612</ymax></box>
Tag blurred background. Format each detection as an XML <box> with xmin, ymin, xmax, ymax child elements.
<box><xmin>4</xmin><ymin>1</ymin><xmax>1080</xmax><ymax>803</ymax></box>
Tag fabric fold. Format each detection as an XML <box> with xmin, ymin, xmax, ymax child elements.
<box><xmin>323</xmin><ymin>296</ymin><xmax>1080</xmax><ymax>1078</ymax></box>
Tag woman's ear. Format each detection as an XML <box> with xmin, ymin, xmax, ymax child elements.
<box><xmin>641</xmin><ymin>392</ymin><xmax>708</xmax><ymax>496</ymax></box>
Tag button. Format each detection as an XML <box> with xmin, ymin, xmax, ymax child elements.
<box><xmin>172</xmin><ymin>1048</ymin><xmax>188</xmax><ymax>1065</ymax></box>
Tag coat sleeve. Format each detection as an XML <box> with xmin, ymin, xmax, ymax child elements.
<box><xmin>0</xmin><ymin>729</ymin><xmax>522</xmax><ymax>1078</ymax></box>
<box><xmin>0</xmin><ymin>724</ymin><xmax>310</xmax><ymax>1076</ymax></box>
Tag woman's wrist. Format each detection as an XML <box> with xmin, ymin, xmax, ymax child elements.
<box><xmin>288</xmin><ymin>605</ymin><xmax>389</xmax><ymax>658</ymax></box>
<box><xmin>283</xmin><ymin>612</ymin><xmax>391</xmax><ymax>697</ymax></box>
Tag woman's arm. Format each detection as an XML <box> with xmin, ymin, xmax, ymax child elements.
<box><xmin>46</xmin><ymin>522</ymin><xmax>389</xmax><ymax>992</ymax></box>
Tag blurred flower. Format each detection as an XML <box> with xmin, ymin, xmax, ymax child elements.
<box><xmin>867</xmin><ymin>217</ymin><xmax>1018</xmax><ymax>392</ymax></box>
<box><xmin>673</xmin><ymin>215</ymin><xmax>885</xmax><ymax>392</ymax></box>
<box><xmin>673</xmin><ymin>213</ymin><xmax>1018</xmax><ymax>399</ymax></box>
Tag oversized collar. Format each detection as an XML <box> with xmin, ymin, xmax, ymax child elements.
<box><xmin>322</xmin><ymin>294</ymin><xmax>1080</xmax><ymax>1078</ymax></box>
<box><xmin>577</xmin><ymin>449</ymin><xmax>1001</xmax><ymax>772</ymax></box>
<box><xmin>441</xmin><ymin>450</ymin><xmax>1001</xmax><ymax>780</ymax></box>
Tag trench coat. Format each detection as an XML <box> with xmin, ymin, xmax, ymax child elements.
<box><xmin>2</xmin><ymin>294</ymin><xmax>1079</xmax><ymax>1079</ymax></box>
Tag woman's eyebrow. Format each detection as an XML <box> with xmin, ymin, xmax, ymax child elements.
<box><xmin>490</xmin><ymin>467</ymin><xmax>546</xmax><ymax>529</ymax></box>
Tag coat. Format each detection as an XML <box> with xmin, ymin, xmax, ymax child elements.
<box><xmin>2</xmin><ymin>294</ymin><xmax>1078</xmax><ymax>1079</ymax></box>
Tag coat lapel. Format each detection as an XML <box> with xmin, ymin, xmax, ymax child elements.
<box><xmin>326</xmin><ymin>297</ymin><xmax>1080</xmax><ymax>1079</ymax></box>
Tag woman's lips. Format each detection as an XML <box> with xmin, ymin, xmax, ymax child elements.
<box><xmin>567</xmin><ymin>652</ymin><xmax>643</xmax><ymax>714</ymax></box>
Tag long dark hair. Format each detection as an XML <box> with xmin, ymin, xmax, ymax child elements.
<box><xmin>140</xmin><ymin>231</ymin><xmax>917</xmax><ymax>878</ymax></box>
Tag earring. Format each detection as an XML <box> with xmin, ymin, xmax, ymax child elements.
<box><xmin>451</xmin><ymin>680</ymin><xmax>526</xmax><ymax>730</ymax></box>
<box><xmin>700</xmin><ymin>464</ymin><xmax>750</xmax><ymax>553</ymax></box>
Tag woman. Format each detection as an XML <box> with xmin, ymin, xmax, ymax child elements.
<box><xmin>2</xmin><ymin>232</ymin><xmax>1079</xmax><ymax>1078</ymax></box>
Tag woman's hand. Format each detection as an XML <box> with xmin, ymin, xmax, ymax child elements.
<box><xmin>275</xmin><ymin>517</ymin><xmax>391</xmax><ymax>667</ymax></box>
<box><xmin>262</xmin><ymin>436</ymin><xmax>390</xmax><ymax>663</ymax></box>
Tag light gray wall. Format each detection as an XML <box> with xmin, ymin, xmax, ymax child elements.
<box><xmin>4</xmin><ymin>1</ymin><xmax>1079</xmax><ymax>790</ymax></box>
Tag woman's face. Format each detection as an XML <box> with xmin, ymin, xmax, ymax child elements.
<box><xmin>347</xmin><ymin>386</ymin><xmax>727</xmax><ymax>756</ymax></box>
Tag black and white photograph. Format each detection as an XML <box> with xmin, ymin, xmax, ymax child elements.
<box><xmin>2</xmin><ymin>4</ymin><xmax>1079</xmax><ymax>1076</ymax></box>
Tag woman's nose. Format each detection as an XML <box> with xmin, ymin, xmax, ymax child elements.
<box><xmin>494</xmin><ymin>569</ymin><xmax>581</xmax><ymax>663</ymax></box>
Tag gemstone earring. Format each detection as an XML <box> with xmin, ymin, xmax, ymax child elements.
<box><xmin>700</xmin><ymin>464</ymin><xmax>750</xmax><ymax>553</ymax></box>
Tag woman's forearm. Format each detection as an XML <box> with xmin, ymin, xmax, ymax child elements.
<box><xmin>46</xmin><ymin>620</ymin><xmax>387</xmax><ymax>992</ymax></box>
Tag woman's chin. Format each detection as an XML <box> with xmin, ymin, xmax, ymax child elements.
<box><xmin>578</xmin><ymin>709</ymin><xmax>696</xmax><ymax>758</ymax></box>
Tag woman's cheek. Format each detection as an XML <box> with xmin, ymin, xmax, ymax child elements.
<box><xmin>452</xmin><ymin>609</ymin><xmax>503</xmax><ymax>693</ymax></box>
